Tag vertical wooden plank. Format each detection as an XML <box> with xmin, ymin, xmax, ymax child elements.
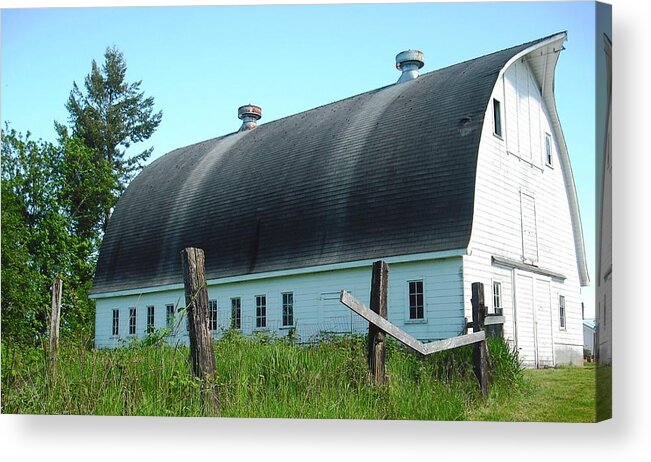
<box><xmin>367</xmin><ymin>260</ymin><xmax>388</xmax><ymax>385</ymax></box>
<box><xmin>49</xmin><ymin>278</ymin><xmax>63</xmax><ymax>370</ymax></box>
<box><xmin>181</xmin><ymin>247</ymin><xmax>219</xmax><ymax>413</ymax></box>
<box><xmin>472</xmin><ymin>282</ymin><xmax>489</xmax><ymax>396</ymax></box>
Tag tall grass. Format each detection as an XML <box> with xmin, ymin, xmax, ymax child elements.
<box><xmin>1</xmin><ymin>331</ymin><xmax>525</xmax><ymax>420</ymax></box>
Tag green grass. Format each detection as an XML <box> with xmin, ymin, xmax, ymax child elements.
<box><xmin>467</xmin><ymin>362</ymin><xmax>598</xmax><ymax>422</ymax></box>
<box><xmin>1</xmin><ymin>332</ymin><xmax>597</xmax><ymax>421</ymax></box>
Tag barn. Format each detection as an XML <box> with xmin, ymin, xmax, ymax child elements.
<box><xmin>596</xmin><ymin>33</ymin><xmax>612</xmax><ymax>365</ymax></box>
<box><xmin>90</xmin><ymin>31</ymin><xmax>589</xmax><ymax>367</ymax></box>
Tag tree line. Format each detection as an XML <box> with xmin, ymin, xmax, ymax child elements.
<box><xmin>2</xmin><ymin>46</ymin><xmax>162</xmax><ymax>346</ymax></box>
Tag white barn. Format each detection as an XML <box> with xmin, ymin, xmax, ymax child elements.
<box><xmin>596</xmin><ymin>33</ymin><xmax>612</xmax><ymax>366</ymax></box>
<box><xmin>90</xmin><ymin>32</ymin><xmax>589</xmax><ymax>367</ymax></box>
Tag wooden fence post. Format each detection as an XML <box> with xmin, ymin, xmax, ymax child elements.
<box><xmin>471</xmin><ymin>282</ymin><xmax>489</xmax><ymax>396</ymax></box>
<box><xmin>181</xmin><ymin>247</ymin><xmax>219</xmax><ymax>413</ymax></box>
<box><xmin>49</xmin><ymin>278</ymin><xmax>63</xmax><ymax>370</ymax></box>
<box><xmin>368</xmin><ymin>260</ymin><xmax>388</xmax><ymax>385</ymax></box>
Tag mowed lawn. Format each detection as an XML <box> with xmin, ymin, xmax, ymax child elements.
<box><xmin>470</xmin><ymin>363</ymin><xmax>598</xmax><ymax>422</ymax></box>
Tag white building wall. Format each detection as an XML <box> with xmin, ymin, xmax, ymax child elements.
<box><xmin>95</xmin><ymin>257</ymin><xmax>465</xmax><ymax>348</ymax></box>
<box><xmin>463</xmin><ymin>58</ymin><xmax>584</xmax><ymax>366</ymax></box>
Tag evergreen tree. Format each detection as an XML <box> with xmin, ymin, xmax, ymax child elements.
<box><xmin>56</xmin><ymin>46</ymin><xmax>162</xmax><ymax>231</ymax></box>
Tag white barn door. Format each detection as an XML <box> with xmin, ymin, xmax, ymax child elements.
<box><xmin>515</xmin><ymin>272</ymin><xmax>536</xmax><ymax>367</ymax></box>
<box><xmin>515</xmin><ymin>271</ymin><xmax>555</xmax><ymax>368</ymax></box>
<box><xmin>534</xmin><ymin>279</ymin><xmax>554</xmax><ymax>367</ymax></box>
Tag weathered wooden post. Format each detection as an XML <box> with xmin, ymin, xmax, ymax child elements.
<box><xmin>49</xmin><ymin>278</ymin><xmax>63</xmax><ymax>370</ymax></box>
<box><xmin>471</xmin><ymin>282</ymin><xmax>489</xmax><ymax>396</ymax></box>
<box><xmin>367</xmin><ymin>260</ymin><xmax>389</xmax><ymax>385</ymax></box>
<box><xmin>181</xmin><ymin>247</ymin><xmax>219</xmax><ymax>413</ymax></box>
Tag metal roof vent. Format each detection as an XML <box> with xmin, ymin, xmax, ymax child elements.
<box><xmin>396</xmin><ymin>50</ymin><xmax>425</xmax><ymax>84</ymax></box>
<box><xmin>238</xmin><ymin>104</ymin><xmax>262</xmax><ymax>132</ymax></box>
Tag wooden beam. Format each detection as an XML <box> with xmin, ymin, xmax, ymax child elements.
<box><xmin>181</xmin><ymin>247</ymin><xmax>219</xmax><ymax>414</ymax></box>
<box><xmin>423</xmin><ymin>331</ymin><xmax>485</xmax><ymax>355</ymax></box>
<box><xmin>484</xmin><ymin>315</ymin><xmax>505</xmax><ymax>326</ymax></box>
<box><xmin>368</xmin><ymin>260</ymin><xmax>388</xmax><ymax>385</ymax></box>
<box><xmin>340</xmin><ymin>291</ymin><xmax>484</xmax><ymax>356</ymax></box>
<box><xmin>471</xmin><ymin>282</ymin><xmax>489</xmax><ymax>396</ymax></box>
<box><xmin>49</xmin><ymin>278</ymin><xmax>63</xmax><ymax>370</ymax></box>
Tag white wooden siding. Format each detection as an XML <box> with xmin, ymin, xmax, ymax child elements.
<box><xmin>465</xmin><ymin>55</ymin><xmax>584</xmax><ymax>365</ymax></box>
<box><xmin>95</xmin><ymin>258</ymin><xmax>465</xmax><ymax>348</ymax></box>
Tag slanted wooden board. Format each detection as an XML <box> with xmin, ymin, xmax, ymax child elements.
<box><xmin>339</xmin><ymin>291</ymin><xmax>484</xmax><ymax>356</ymax></box>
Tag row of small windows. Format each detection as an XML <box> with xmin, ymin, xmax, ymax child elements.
<box><xmin>111</xmin><ymin>282</ymin><xmax>570</xmax><ymax>336</ymax></box>
<box><xmin>492</xmin><ymin>98</ymin><xmax>553</xmax><ymax>167</ymax></box>
<box><xmin>111</xmin><ymin>280</ymin><xmax>429</xmax><ymax>336</ymax></box>
<box><xmin>111</xmin><ymin>293</ymin><xmax>293</xmax><ymax>336</ymax></box>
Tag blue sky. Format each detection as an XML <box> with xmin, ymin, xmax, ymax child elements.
<box><xmin>1</xmin><ymin>1</ymin><xmax>601</xmax><ymax>315</ymax></box>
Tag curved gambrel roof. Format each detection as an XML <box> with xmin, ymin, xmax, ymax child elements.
<box><xmin>92</xmin><ymin>33</ymin><xmax>574</xmax><ymax>295</ymax></box>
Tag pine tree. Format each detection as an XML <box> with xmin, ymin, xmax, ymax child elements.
<box><xmin>57</xmin><ymin>46</ymin><xmax>162</xmax><ymax>231</ymax></box>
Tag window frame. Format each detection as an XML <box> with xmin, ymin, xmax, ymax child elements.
<box><xmin>544</xmin><ymin>132</ymin><xmax>553</xmax><ymax>167</ymax></box>
<box><xmin>406</xmin><ymin>279</ymin><xmax>426</xmax><ymax>323</ymax></box>
<box><xmin>492</xmin><ymin>98</ymin><xmax>503</xmax><ymax>138</ymax></box>
<box><xmin>208</xmin><ymin>299</ymin><xmax>218</xmax><ymax>331</ymax></box>
<box><xmin>492</xmin><ymin>281</ymin><xmax>502</xmax><ymax>315</ymax></box>
<box><xmin>281</xmin><ymin>292</ymin><xmax>294</xmax><ymax>328</ymax></box>
<box><xmin>231</xmin><ymin>297</ymin><xmax>241</xmax><ymax>330</ymax></box>
<box><xmin>559</xmin><ymin>295</ymin><xmax>566</xmax><ymax>331</ymax></box>
<box><xmin>128</xmin><ymin>307</ymin><xmax>137</xmax><ymax>336</ymax></box>
<box><xmin>166</xmin><ymin>304</ymin><xmax>175</xmax><ymax>328</ymax></box>
<box><xmin>146</xmin><ymin>305</ymin><xmax>155</xmax><ymax>333</ymax></box>
<box><xmin>112</xmin><ymin>309</ymin><xmax>120</xmax><ymax>337</ymax></box>
<box><xmin>255</xmin><ymin>295</ymin><xmax>267</xmax><ymax>329</ymax></box>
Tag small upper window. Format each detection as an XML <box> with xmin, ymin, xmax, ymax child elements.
<box><xmin>231</xmin><ymin>297</ymin><xmax>241</xmax><ymax>329</ymax></box>
<box><xmin>545</xmin><ymin>132</ymin><xmax>553</xmax><ymax>166</ymax></box>
<box><xmin>256</xmin><ymin>295</ymin><xmax>267</xmax><ymax>328</ymax></box>
<box><xmin>209</xmin><ymin>300</ymin><xmax>218</xmax><ymax>331</ymax></box>
<box><xmin>112</xmin><ymin>309</ymin><xmax>120</xmax><ymax>336</ymax></box>
<box><xmin>493</xmin><ymin>99</ymin><xmax>502</xmax><ymax>137</ymax></box>
<box><xmin>129</xmin><ymin>307</ymin><xmax>137</xmax><ymax>335</ymax></box>
<box><xmin>408</xmin><ymin>280</ymin><xmax>424</xmax><ymax>320</ymax></box>
<box><xmin>282</xmin><ymin>292</ymin><xmax>294</xmax><ymax>327</ymax></box>
<box><xmin>559</xmin><ymin>295</ymin><xmax>566</xmax><ymax>330</ymax></box>
<box><xmin>146</xmin><ymin>305</ymin><xmax>155</xmax><ymax>333</ymax></box>
<box><xmin>166</xmin><ymin>304</ymin><xmax>175</xmax><ymax>328</ymax></box>
<box><xmin>492</xmin><ymin>281</ymin><xmax>502</xmax><ymax>314</ymax></box>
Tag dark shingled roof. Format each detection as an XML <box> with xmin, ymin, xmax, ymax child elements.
<box><xmin>92</xmin><ymin>35</ymin><xmax>556</xmax><ymax>294</ymax></box>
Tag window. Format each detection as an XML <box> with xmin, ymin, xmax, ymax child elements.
<box><xmin>521</xmin><ymin>192</ymin><xmax>539</xmax><ymax>263</ymax></box>
<box><xmin>146</xmin><ymin>305</ymin><xmax>155</xmax><ymax>333</ymax></box>
<box><xmin>493</xmin><ymin>99</ymin><xmax>502</xmax><ymax>137</ymax></box>
<box><xmin>129</xmin><ymin>307</ymin><xmax>137</xmax><ymax>335</ymax></box>
<box><xmin>112</xmin><ymin>309</ymin><xmax>119</xmax><ymax>336</ymax></box>
<box><xmin>209</xmin><ymin>300</ymin><xmax>218</xmax><ymax>331</ymax></box>
<box><xmin>603</xmin><ymin>294</ymin><xmax>607</xmax><ymax>330</ymax></box>
<box><xmin>559</xmin><ymin>295</ymin><xmax>566</xmax><ymax>330</ymax></box>
<box><xmin>231</xmin><ymin>297</ymin><xmax>241</xmax><ymax>329</ymax></box>
<box><xmin>282</xmin><ymin>292</ymin><xmax>294</xmax><ymax>327</ymax></box>
<box><xmin>255</xmin><ymin>295</ymin><xmax>267</xmax><ymax>328</ymax></box>
<box><xmin>166</xmin><ymin>304</ymin><xmax>175</xmax><ymax>328</ymax></box>
<box><xmin>545</xmin><ymin>132</ymin><xmax>553</xmax><ymax>166</ymax></box>
<box><xmin>492</xmin><ymin>281</ymin><xmax>502</xmax><ymax>314</ymax></box>
<box><xmin>408</xmin><ymin>281</ymin><xmax>424</xmax><ymax>320</ymax></box>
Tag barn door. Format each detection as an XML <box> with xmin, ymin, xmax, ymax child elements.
<box><xmin>515</xmin><ymin>272</ymin><xmax>537</xmax><ymax>367</ymax></box>
<box><xmin>515</xmin><ymin>271</ymin><xmax>555</xmax><ymax>368</ymax></box>
<box><xmin>535</xmin><ymin>279</ymin><xmax>554</xmax><ymax>367</ymax></box>
<box><xmin>319</xmin><ymin>290</ymin><xmax>366</xmax><ymax>335</ymax></box>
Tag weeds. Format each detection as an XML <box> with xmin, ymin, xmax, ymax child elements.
<box><xmin>1</xmin><ymin>334</ymin><xmax>525</xmax><ymax>420</ymax></box>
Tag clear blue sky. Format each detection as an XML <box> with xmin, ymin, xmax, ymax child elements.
<box><xmin>1</xmin><ymin>1</ymin><xmax>599</xmax><ymax>315</ymax></box>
